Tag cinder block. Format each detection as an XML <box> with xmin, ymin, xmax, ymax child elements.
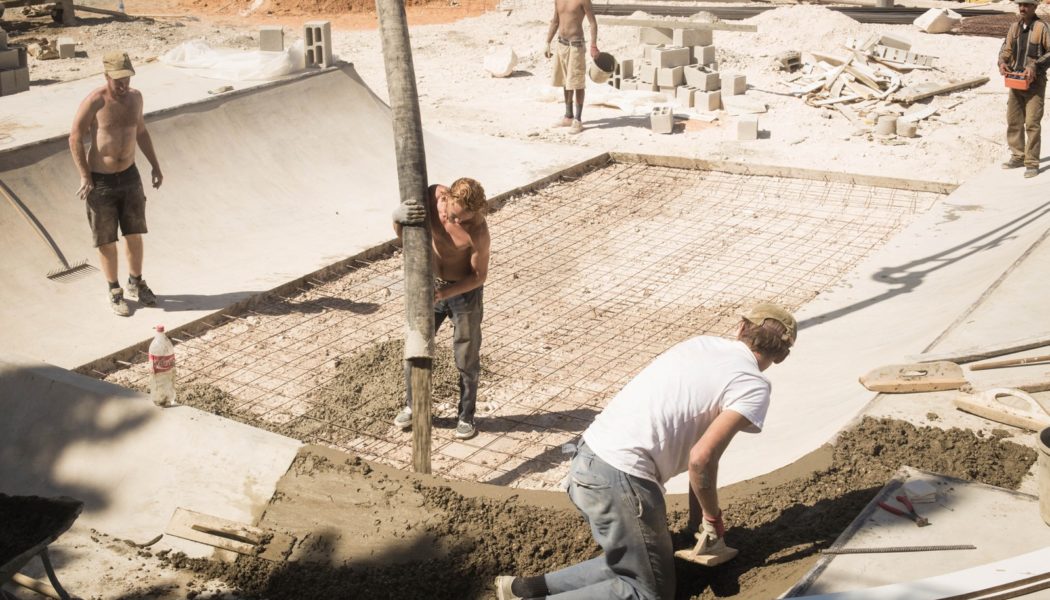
<box><xmin>673</xmin><ymin>28</ymin><xmax>712</xmax><ymax>47</ymax></box>
<box><xmin>620</xmin><ymin>78</ymin><xmax>638</xmax><ymax>91</ymax></box>
<box><xmin>650</xmin><ymin>105</ymin><xmax>674</xmax><ymax>134</ymax></box>
<box><xmin>737</xmin><ymin>116</ymin><xmax>758</xmax><ymax>140</ymax></box>
<box><xmin>638</xmin><ymin>63</ymin><xmax>657</xmax><ymax>84</ymax></box>
<box><xmin>0</xmin><ymin>69</ymin><xmax>16</xmax><ymax>96</ymax></box>
<box><xmin>58</xmin><ymin>37</ymin><xmax>75</xmax><ymax>60</ymax></box>
<box><xmin>304</xmin><ymin>20</ymin><xmax>333</xmax><ymax>68</ymax></box>
<box><xmin>642</xmin><ymin>44</ymin><xmax>659</xmax><ymax>61</ymax></box>
<box><xmin>721</xmin><ymin>73</ymin><xmax>746</xmax><ymax>96</ymax></box>
<box><xmin>656</xmin><ymin>66</ymin><xmax>684</xmax><ymax>87</ymax></box>
<box><xmin>0</xmin><ymin>29</ymin><xmax>8</xmax><ymax>50</ymax></box>
<box><xmin>676</xmin><ymin>85</ymin><xmax>696</xmax><ymax>108</ymax></box>
<box><xmin>652</xmin><ymin>46</ymin><xmax>690</xmax><ymax>69</ymax></box>
<box><xmin>641</xmin><ymin>79</ymin><xmax>660</xmax><ymax>92</ymax></box>
<box><xmin>260</xmin><ymin>25</ymin><xmax>284</xmax><ymax>52</ymax></box>
<box><xmin>694</xmin><ymin>90</ymin><xmax>720</xmax><ymax>111</ymax></box>
<box><xmin>639</xmin><ymin>27</ymin><xmax>673</xmax><ymax>45</ymax></box>
<box><xmin>691</xmin><ymin>45</ymin><xmax>716</xmax><ymax>66</ymax></box>
<box><xmin>619</xmin><ymin>58</ymin><xmax>634</xmax><ymax>79</ymax></box>
<box><xmin>684</xmin><ymin>65</ymin><xmax>720</xmax><ymax>91</ymax></box>
<box><xmin>12</xmin><ymin>66</ymin><xmax>28</xmax><ymax>93</ymax></box>
<box><xmin>658</xmin><ymin>85</ymin><xmax>676</xmax><ymax>94</ymax></box>
<box><xmin>0</xmin><ymin>49</ymin><xmax>19</xmax><ymax>70</ymax></box>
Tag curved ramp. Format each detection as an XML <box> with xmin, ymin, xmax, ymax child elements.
<box><xmin>0</xmin><ymin>64</ymin><xmax>585</xmax><ymax>369</ymax></box>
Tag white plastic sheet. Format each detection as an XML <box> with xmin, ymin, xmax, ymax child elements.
<box><xmin>160</xmin><ymin>39</ymin><xmax>306</xmax><ymax>81</ymax></box>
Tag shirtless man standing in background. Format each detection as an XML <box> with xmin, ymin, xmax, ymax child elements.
<box><xmin>544</xmin><ymin>0</ymin><xmax>599</xmax><ymax>134</ymax></box>
<box><xmin>70</xmin><ymin>51</ymin><xmax>164</xmax><ymax>316</ymax></box>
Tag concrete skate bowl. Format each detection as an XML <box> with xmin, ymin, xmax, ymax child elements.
<box><xmin>0</xmin><ymin>63</ymin><xmax>568</xmax><ymax>369</ymax></box>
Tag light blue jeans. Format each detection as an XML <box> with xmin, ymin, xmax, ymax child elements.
<box><xmin>543</xmin><ymin>441</ymin><xmax>675</xmax><ymax>599</ymax></box>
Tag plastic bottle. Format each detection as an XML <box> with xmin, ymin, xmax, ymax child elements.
<box><xmin>117</xmin><ymin>0</ymin><xmax>125</xmax><ymax>12</ymax></box>
<box><xmin>149</xmin><ymin>325</ymin><xmax>177</xmax><ymax>407</ymax></box>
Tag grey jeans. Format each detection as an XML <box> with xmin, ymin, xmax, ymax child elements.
<box><xmin>404</xmin><ymin>286</ymin><xmax>483</xmax><ymax>423</ymax></box>
<box><xmin>542</xmin><ymin>442</ymin><xmax>675</xmax><ymax>600</ymax></box>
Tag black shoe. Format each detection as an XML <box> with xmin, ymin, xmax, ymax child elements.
<box><xmin>1025</xmin><ymin>167</ymin><xmax>1039</xmax><ymax>179</ymax></box>
<box><xmin>126</xmin><ymin>278</ymin><xmax>157</xmax><ymax>305</ymax></box>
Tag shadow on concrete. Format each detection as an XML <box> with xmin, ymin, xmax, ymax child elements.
<box><xmin>258</xmin><ymin>297</ymin><xmax>381</xmax><ymax>316</ymax></box>
<box><xmin>0</xmin><ymin>361</ymin><xmax>149</xmax><ymax>516</ymax></box>
<box><xmin>482</xmin><ymin>407</ymin><xmax>598</xmax><ymax>436</ymax></box>
<box><xmin>584</xmin><ymin>114</ymin><xmax>650</xmax><ymax>131</ymax></box>
<box><xmin>153</xmin><ymin>292</ymin><xmax>263</xmax><ymax>313</ymax></box>
<box><xmin>796</xmin><ymin>199</ymin><xmax>1050</xmax><ymax>332</ymax></box>
<box><xmin>673</xmin><ymin>485</ymin><xmax>880</xmax><ymax>599</ymax></box>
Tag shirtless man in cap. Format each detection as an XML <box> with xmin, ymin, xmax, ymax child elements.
<box><xmin>544</xmin><ymin>0</ymin><xmax>599</xmax><ymax>134</ymax></box>
<box><xmin>70</xmin><ymin>51</ymin><xmax>163</xmax><ymax>316</ymax></box>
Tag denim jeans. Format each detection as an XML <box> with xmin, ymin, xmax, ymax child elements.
<box><xmin>404</xmin><ymin>286</ymin><xmax>483</xmax><ymax>423</ymax></box>
<box><xmin>542</xmin><ymin>442</ymin><xmax>674</xmax><ymax>600</ymax></box>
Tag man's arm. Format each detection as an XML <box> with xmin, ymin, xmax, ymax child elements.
<box><xmin>999</xmin><ymin>23</ymin><xmax>1018</xmax><ymax>76</ymax></box>
<box><xmin>435</xmin><ymin>221</ymin><xmax>490</xmax><ymax>301</ymax></box>
<box><xmin>135</xmin><ymin>95</ymin><xmax>163</xmax><ymax>189</ymax></box>
<box><xmin>393</xmin><ymin>187</ymin><xmax>430</xmax><ymax>238</ymax></box>
<box><xmin>583</xmin><ymin>0</ymin><xmax>599</xmax><ymax>59</ymax></box>
<box><xmin>545</xmin><ymin>7</ymin><xmax>560</xmax><ymax>58</ymax></box>
<box><xmin>686</xmin><ymin>410</ymin><xmax>753</xmax><ymax>533</ymax></box>
<box><xmin>70</xmin><ymin>92</ymin><xmax>102</xmax><ymax>201</ymax></box>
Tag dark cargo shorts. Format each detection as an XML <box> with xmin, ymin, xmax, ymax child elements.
<box><xmin>85</xmin><ymin>164</ymin><xmax>148</xmax><ymax>247</ymax></box>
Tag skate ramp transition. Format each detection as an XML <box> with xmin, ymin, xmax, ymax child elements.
<box><xmin>0</xmin><ymin>63</ymin><xmax>584</xmax><ymax>369</ymax></box>
<box><xmin>0</xmin><ymin>353</ymin><xmax>302</xmax><ymax>555</ymax></box>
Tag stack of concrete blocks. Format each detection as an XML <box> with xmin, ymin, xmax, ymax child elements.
<box><xmin>616</xmin><ymin>24</ymin><xmax>751</xmax><ymax>119</ymax></box>
<box><xmin>260</xmin><ymin>26</ymin><xmax>284</xmax><ymax>52</ymax></box>
<box><xmin>304</xmin><ymin>20</ymin><xmax>333</xmax><ymax>68</ymax></box>
<box><xmin>0</xmin><ymin>30</ymin><xmax>30</xmax><ymax>97</ymax></box>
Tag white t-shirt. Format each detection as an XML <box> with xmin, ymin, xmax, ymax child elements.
<box><xmin>582</xmin><ymin>336</ymin><xmax>771</xmax><ymax>490</ymax></box>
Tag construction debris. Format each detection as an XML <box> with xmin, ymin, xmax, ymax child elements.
<box><xmin>787</xmin><ymin>33</ymin><xmax>989</xmax><ymax>139</ymax></box>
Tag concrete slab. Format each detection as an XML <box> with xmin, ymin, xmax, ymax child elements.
<box><xmin>667</xmin><ymin>165</ymin><xmax>1050</xmax><ymax>491</ymax></box>
<box><xmin>0</xmin><ymin>63</ymin><xmax>587</xmax><ymax>370</ymax></box>
<box><xmin>0</xmin><ymin>353</ymin><xmax>302</xmax><ymax>557</ymax></box>
<box><xmin>783</xmin><ymin>466</ymin><xmax>1050</xmax><ymax>598</ymax></box>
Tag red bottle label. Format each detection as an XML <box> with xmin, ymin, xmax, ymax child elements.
<box><xmin>150</xmin><ymin>353</ymin><xmax>175</xmax><ymax>373</ymax></box>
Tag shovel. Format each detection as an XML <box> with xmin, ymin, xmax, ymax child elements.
<box><xmin>0</xmin><ymin>177</ymin><xmax>95</xmax><ymax>282</ymax></box>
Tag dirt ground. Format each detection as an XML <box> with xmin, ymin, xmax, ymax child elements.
<box><xmin>133</xmin><ymin>417</ymin><xmax>1036</xmax><ymax>600</ymax></box>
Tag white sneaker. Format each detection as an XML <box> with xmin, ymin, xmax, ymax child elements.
<box><xmin>393</xmin><ymin>407</ymin><xmax>412</xmax><ymax>430</ymax></box>
<box><xmin>569</xmin><ymin>119</ymin><xmax>583</xmax><ymax>134</ymax></box>
<box><xmin>552</xmin><ymin>117</ymin><xmax>573</xmax><ymax>128</ymax></box>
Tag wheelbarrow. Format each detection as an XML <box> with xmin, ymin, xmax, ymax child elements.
<box><xmin>0</xmin><ymin>494</ymin><xmax>82</xmax><ymax>600</ymax></box>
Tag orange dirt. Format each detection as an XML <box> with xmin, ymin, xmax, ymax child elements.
<box><xmin>180</xmin><ymin>0</ymin><xmax>499</xmax><ymax>30</ymax></box>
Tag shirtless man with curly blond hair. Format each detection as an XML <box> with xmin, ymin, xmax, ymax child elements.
<box><xmin>392</xmin><ymin>178</ymin><xmax>491</xmax><ymax>440</ymax></box>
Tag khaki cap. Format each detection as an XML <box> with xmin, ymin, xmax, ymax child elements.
<box><xmin>1015</xmin><ymin>0</ymin><xmax>1038</xmax><ymax>5</ymax></box>
<box><xmin>743</xmin><ymin>302</ymin><xmax>797</xmax><ymax>345</ymax></box>
<box><xmin>103</xmin><ymin>51</ymin><xmax>135</xmax><ymax>79</ymax></box>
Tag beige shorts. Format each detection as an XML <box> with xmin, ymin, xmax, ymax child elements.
<box><xmin>552</xmin><ymin>39</ymin><xmax>586</xmax><ymax>91</ymax></box>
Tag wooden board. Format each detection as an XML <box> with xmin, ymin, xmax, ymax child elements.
<box><xmin>891</xmin><ymin>76</ymin><xmax>989</xmax><ymax>104</ymax></box>
<box><xmin>595</xmin><ymin>16</ymin><xmax>758</xmax><ymax>32</ymax></box>
<box><xmin>859</xmin><ymin>361</ymin><xmax>966</xmax><ymax>393</ymax></box>
<box><xmin>954</xmin><ymin>388</ymin><xmax>1050</xmax><ymax>431</ymax></box>
<box><xmin>166</xmin><ymin>507</ymin><xmax>296</xmax><ymax>562</ymax></box>
<box><xmin>909</xmin><ymin>333</ymin><xmax>1050</xmax><ymax>364</ymax></box>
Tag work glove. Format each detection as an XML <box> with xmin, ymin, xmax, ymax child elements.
<box><xmin>702</xmin><ymin>511</ymin><xmax>726</xmax><ymax>539</ymax></box>
<box><xmin>392</xmin><ymin>201</ymin><xmax>425</xmax><ymax>226</ymax></box>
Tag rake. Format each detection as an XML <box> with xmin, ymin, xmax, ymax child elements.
<box><xmin>0</xmin><ymin>177</ymin><xmax>96</xmax><ymax>282</ymax></box>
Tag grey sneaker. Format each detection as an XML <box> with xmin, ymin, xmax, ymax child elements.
<box><xmin>109</xmin><ymin>287</ymin><xmax>130</xmax><ymax>317</ymax></box>
<box><xmin>455</xmin><ymin>420</ymin><xmax>476</xmax><ymax>440</ymax></box>
<box><xmin>1025</xmin><ymin>167</ymin><xmax>1039</xmax><ymax>178</ymax></box>
<box><xmin>126</xmin><ymin>278</ymin><xmax>157</xmax><ymax>305</ymax></box>
<box><xmin>495</xmin><ymin>576</ymin><xmax>522</xmax><ymax>600</ymax></box>
<box><xmin>1002</xmin><ymin>158</ymin><xmax>1024</xmax><ymax>169</ymax></box>
<box><xmin>394</xmin><ymin>407</ymin><xmax>412</xmax><ymax>430</ymax></box>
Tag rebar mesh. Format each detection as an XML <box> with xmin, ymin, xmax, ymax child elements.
<box><xmin>101</xmin><ymin>163</ymin><xmax>943</xmax><ymax>489</ymax></box>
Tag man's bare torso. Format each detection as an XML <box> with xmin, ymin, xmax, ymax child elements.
<box><xmin>86</xmin><ymin>87</ymin><xmax>142</xmax><ymax>174</ymax></box>
<box><xmin>555</xmin><ymin>0</ymin><xmax>588</xmax><ymax>40</ymax></box>
<box><xmin>428</xmin><ymin>189</ymin><xmax>486</xmax><ymax>282</ymax></box>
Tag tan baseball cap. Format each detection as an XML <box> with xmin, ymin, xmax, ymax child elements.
<box><xmin>743</xmin><ymin>302</ymin><xmax>797</xmax><ymax>344</ymax></box>
<box><xmin>103</xmin><ymin>51</ymin><xmax>135</xmax><ymax>79</ymax></box>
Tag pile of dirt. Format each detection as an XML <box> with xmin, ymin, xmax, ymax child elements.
<box><xmin>951</xmin><ymin>13</ymin><xmax>1017</xmax><ymax>38</ymax></box>
<box><xmin>159</xmin><ymin>417</ymin><xmax>1037</xmax><ymax>599</ymax></box>
<box><xmin>0</xmin><ymin>495</ymin><xmax>82</xmax><ymax>567</ymax></box>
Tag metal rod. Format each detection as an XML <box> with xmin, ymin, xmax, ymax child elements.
<box><xmin>821</xmin><ymin>544</ymin><xmax>977</xmax><ymax>555</ymax></box>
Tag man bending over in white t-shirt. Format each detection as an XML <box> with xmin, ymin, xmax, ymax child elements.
<box><xmin>494</xmin><ymin>303</ymin><xmax>797</xmax><ymax>600</ymax></box>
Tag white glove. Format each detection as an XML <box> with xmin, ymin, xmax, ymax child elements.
<box><xmin>392</xmin><ymin>201</ymin><xmax>425</xmax><ymax>226</ymax></box>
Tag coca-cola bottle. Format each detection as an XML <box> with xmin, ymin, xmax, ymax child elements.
<box><xmin>149</xmin><ymin>325</ymin><xmax>177</xmax><ymax>407</ymax></box>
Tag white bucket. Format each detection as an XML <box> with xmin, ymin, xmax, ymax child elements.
<box><xmin>1039</xmin><ymin>427</ymin><xmax>1050</xmax><ymax>526</ymax></box>
<box><xmin>588</xmin><ymin>52</ymin><xmax>616</xmax><ymax>84</ymax></box>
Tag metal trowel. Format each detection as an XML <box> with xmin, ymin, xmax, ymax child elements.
<box><xmin>674</xmin><ymin>530</ymin><xmax>739</xmax><ymax>567</ymax></box>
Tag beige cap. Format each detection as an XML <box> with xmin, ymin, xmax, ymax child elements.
<box><xmin>103</xmin><ymin>51</ymin><xmax>135</xmax><ymax>79</ymax></box>
<box><xmin>743</xmin><ymin>302</ymin><xmax>797</xmax><ymax>344</ymax></box>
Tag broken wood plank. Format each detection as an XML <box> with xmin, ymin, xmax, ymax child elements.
<box><xmin>72</xmin><ymin>3</ymin><xmax>140</xmax><ymax>19</ymax></box>
<box><xmin>596</xmin><ymin>16</ymin><xmax>757</xmax><ymax>32</ymax></box>
<box><xmin>899</xmin><ymin>103</ymin><xmax>938</xmax><ymax>123</ymax></box>
<box><xmin>813</xmin><ymin>93</ymin><xmax>861</xmax><ymax>106</ymax></box>
<box><xmin>166</xmin><ymin>507</ymin><xmax>296</xmax><ymax>562</ymax></box>
<box><xmin>892</xmin><ymin>76</ymin><xmax>990</xmax><ymax>104</ymax></box>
